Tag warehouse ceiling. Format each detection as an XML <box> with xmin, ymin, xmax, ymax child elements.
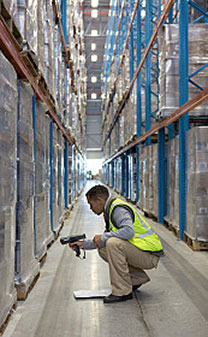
<box><xmin>82</xmin><ymin>0</ymin><xmax>110</xmax><ymax>159</ymax></box>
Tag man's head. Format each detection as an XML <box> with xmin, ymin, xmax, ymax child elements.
<box><xmin>85</xmin><ymin>185</ymin><xmax>109</xmax><ymax>215</ymax></box>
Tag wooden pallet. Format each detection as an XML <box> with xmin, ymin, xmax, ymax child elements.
<box><xmin>143</xmin><ymin>208</ymin><xmax>158</xmax><ymax>222</ymax></box>
<box><xmin>170</xmin><ymin>226</ymin><xmax>180</xmax><ymax>239</ymax></box>
<box><xmin>0</xmin><ymin>0</ymin><xmax>23</xmax><ymax>51</ymax></box>
<box><xmin>183</xmin><ymin>232</ymin><xmax>208</xmax><ymax>251</ymax></box>
<box><xmin>16</xmin><ymin>273</ymin><xmax>40</xmax><ymax>300</ymax></box>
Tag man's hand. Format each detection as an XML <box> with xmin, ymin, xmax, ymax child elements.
<box><xmin>93</xmin><ymin>234</ymin><xmax>102</xmax><ymax>248</ymax></box>
<box><xmin>69</xmin><ymin>241</ymin><xmax>84</xmax><ymax>250</ymax></box>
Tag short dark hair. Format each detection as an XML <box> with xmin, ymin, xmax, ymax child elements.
<box><xmin>86</xmin><ymin>185</ymin><xmax>109</xmax><ymax>201</ymax></box>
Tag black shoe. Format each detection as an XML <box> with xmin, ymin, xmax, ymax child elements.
<box><xmin>103</xmin><ymin>293</ymin><xmax>133</xmax><ymax>303</ymax></box>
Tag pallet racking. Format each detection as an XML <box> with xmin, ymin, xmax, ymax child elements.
<box><xmin>102</xmin><ymin>0</ymin><xmax>208</xmax><ymax>243</ymax></box>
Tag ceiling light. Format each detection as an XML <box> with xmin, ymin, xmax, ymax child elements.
<box><xmin>91</xmin><ymin>0</ymin><xmax>99</xmax><ymax>8</ymax></box>
<box><xmin>91</xmin><ymin>93</ymin><xmax>97</xmax><ymax>99</ymax></box>
<box><xmin>91</xmin><ymin>43</ymin><xmax>96</xmax><ymax>51</ymax></box>
<box><xmin>91</xmin><ymin>54</ymin><xmax>98</xmax><ymax>62</ymax></box>
<box><xmin>91</xmin><ymin>76</ymin><xmax>97</xmax><ymax>83</ymax></box>
<box><xmin>91</xmin><ymin>29</ymin><xmax>98</xmax><ymax>36</ymax></box>
<box><xmin>91</xmin><ymin>9</ymin><xmax>98</xmax><ymax>18</ymax></box>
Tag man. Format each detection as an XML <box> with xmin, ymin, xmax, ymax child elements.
<box><xmin>69</xmin><ymin>185</ymin><xmax>163</xmax><ymax>304</ymax></box>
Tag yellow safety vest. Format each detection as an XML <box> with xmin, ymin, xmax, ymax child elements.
<box><xmin>108</xmin><ymin>198</ymin><xmax>163</xmax><ymax>252</ymax></box>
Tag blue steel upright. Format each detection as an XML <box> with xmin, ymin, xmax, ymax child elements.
<box><xmin>158</xmin><ymin>128</ymin><xmax>166</xmax><ymax>224</ymax></box>
<box><xmin>179</xmin><ymin>0</ymin><xmax>189</xmax><ymax>240</ymax></box>
<box><xmin>136</xmin><ymin>2</ymin><xmax>142</xmax><ymax>202</ymax></box>
<box><xmin>64</xmin><ymin>141</ymin><xmax>68</xmax><ymax>209</ymax></box>
<box><xmin>145</xmin><ymin>0</ymin><xmax>153</xmax><ymax>146</ymax></box>
<box><xmin>32</xmin><ymin>95</ymin><xmax>37</xmax><ymax>254</ymax></box>
<box><xmin>61</xmin><ymin>0</ymin><xmax>67</xmax><ymax>45</ymax></box>
<box><xmin>157</xmin><ymin>0</ymin><xmax>166</xmax><ymax>224</ymax></box>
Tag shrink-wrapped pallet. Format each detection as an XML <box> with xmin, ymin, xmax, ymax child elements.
<box><xmin>44</xmin><ymin>0</ymin><xmax>55</xmax><ymax>99</ymax></box>
<box><xmin>143</xmin><ymin>146</ymin><xmax>154</xmax><ymax>215</ymax></box>
<box><xmin>52</xmin><ymin>125</ymin><xmax>61</xmax><ymax>232</ymax></box>
<box><xmin>8</xmin><ymin>0</ymin><xmax>38</xmax><ymax>54</ymax></box>
<box><xmin>186</xmin><ymin>127</ymin><xmax>208</xmax><ymax>241</ymax></box>
<box><xmin>137</xmin><ymin>145</ymin><xmax>144</xmax><ymax>210</ymax></box>
<box><xmin>165</xmin><ymin>136</ymin><xmax>179</xmax><ymax>230</ymax></box>
<box><xmin>0</xmin><ymin>51</ymin><xmax>17</xmax><ymax>327</ymax></box>
<box><xmin>159</xmin><ymin>24</ymin><xmax>208</xmax><ymax>117</ymax></box>
<box><xmin>152</xmin><ymin>143</ymin><xmax>159</xmax><ymax>217</ymax></box>
<box><xmin>15</xmin><ymin>81</ymin><xmax>39</xmax><ymax>299</ymax></box>
<box><xmin>37</xmin><ymin>0</ymin><xmax>45</xmax><ymax>74</ymax></box>
<box><xmin>34</xmin><ymin>102</ymin><xmax>53</xmax><ymax>259</ymax></box>
<box><xmin>54</xmin><ymin>24</ymin><xmax>63</xmax><ymax>118</ymax></box>
<box><xmin>57</xmin><ymin>131</ymin><xmax>64</xmax><ymax>223</ymax></box>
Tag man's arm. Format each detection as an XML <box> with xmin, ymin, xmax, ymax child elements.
<box><xmin>73</xmin><ymin>206</ymin><xmax>135</xmax><ymax>250</ymax></box>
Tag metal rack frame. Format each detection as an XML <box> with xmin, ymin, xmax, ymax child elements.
<box><xmin>102</xmin><ymin>0</ymin><xmax>208</xmax><ymax>240</ymax></box>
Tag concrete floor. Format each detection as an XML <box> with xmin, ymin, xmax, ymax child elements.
<box><xmin>2</xmin><ymin>181</ymin><xmax>208</xmax><ymax>337</ymax></box>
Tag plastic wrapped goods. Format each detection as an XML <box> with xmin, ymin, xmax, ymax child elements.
<box><xmin>165</xmin><ymin>136</ymin><xmax>179</xmax><ymax>229</ymax></box>
<box><xmin>54</xmin><ymin>25</ymin><xmax>63</xmax><ymax>117</ymax></box>
<box><xmin>15</xmin><ymin>81</ymin><xmax>39</xmax><ymax>299</ymax></box>
<box><xmin>0</xmin><ymin>51</ymin><xmax>17</xmax><ymax>327</ymax></box>
<box><xmin>137</xmin><ymin>145</ymin><xmax>144</xmax><ymax>210</ymax></box>
<box><xmin>57</xmin><ymin>131</ymin><xmax>64</xmax><ymax>223</ymax></box>
<box><xmin>9</xmin><ymin>0</ymin><xmax>38</xmax><ymax>54</ymax></box>
<box><xmin>52</xmin><ymin>126</ymin><xmax>64</xmax><ymax>233</ymax></box>
<box><xmin>34</xmin><ymin>101</ymin><xmax>52</xmax><ymax>260</ymax></box>
<box><xmin>44</xmin><ymin>0</ymin><xmax>55</xmax><ymax>99</ymax></box>
<box><xmin>186</xmin><ymin>127</ymin><xmax>208</xmax><ymax>241</ymax></box>
<box><xmin>159</xmin><ymin>24</ymin><xmax>208</xmax><ymax>117</ymax></box>
<box><xmin>152</xmin><ymin>144</ymin><xmax>159</xmax><ymax>217</ymax></box>
<box><xmin>143</xmin><ymin>146</ymin><xmax>154</xmax><ymax>215</ymax></box>
<box><xmin>37</xmin><ymin>0</ymin><xmax>45</xmax><ymax>74</ymax></box>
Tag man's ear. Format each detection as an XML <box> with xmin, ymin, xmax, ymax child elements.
<box><xmin>97</xmin><ymin>196</ymin><xmax>105</xmax><ymax>205</ymax></box>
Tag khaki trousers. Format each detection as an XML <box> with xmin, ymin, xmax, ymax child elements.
<box><xmin>98</xmin><ymin>237</ymin><xmax>159</xmax><ymax>296</ymax></box>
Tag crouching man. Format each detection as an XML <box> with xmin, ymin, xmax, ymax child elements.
<box><xmin>69</xmin><ymin>185</ymin><xmax>163</xmax><ymax>304</ymax></box>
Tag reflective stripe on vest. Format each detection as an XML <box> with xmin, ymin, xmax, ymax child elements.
<box><xmin>134</xmin><ymin>209</ymin><xmax>154</xmax><ymax>238</ymax></box>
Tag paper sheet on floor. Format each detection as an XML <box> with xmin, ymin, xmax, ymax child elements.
<box><xmin>73</xmin><ymin>289</ymin><xmax>111</xmax><ymax>299</ymax></box>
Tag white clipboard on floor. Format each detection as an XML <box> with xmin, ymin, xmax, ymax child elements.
<box><xmin>73</xmin><ymin>289</ymin><xmax>111</xmax><ymax>299</ymax></box>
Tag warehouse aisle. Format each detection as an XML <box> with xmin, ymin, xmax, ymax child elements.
<box><xmin>2</xmin><ymin>181</ymin><xmax>208</xmax><ymax>337</ymax></box>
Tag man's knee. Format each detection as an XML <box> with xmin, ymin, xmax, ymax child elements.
<box><xmin>98</xmin><ymin>247</ymin><xmax>108</xmax><ymax>262</ymax></box>
<box><xmin>106</xmin><ymin>237</ymin><xmax>122</xmax><ymax>251</ymax></box>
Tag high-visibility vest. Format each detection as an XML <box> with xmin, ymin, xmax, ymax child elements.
<box><xmin>108</xmin><ymin>198</ymin><xmax>163</xmax><ymax>252</ymax></box>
